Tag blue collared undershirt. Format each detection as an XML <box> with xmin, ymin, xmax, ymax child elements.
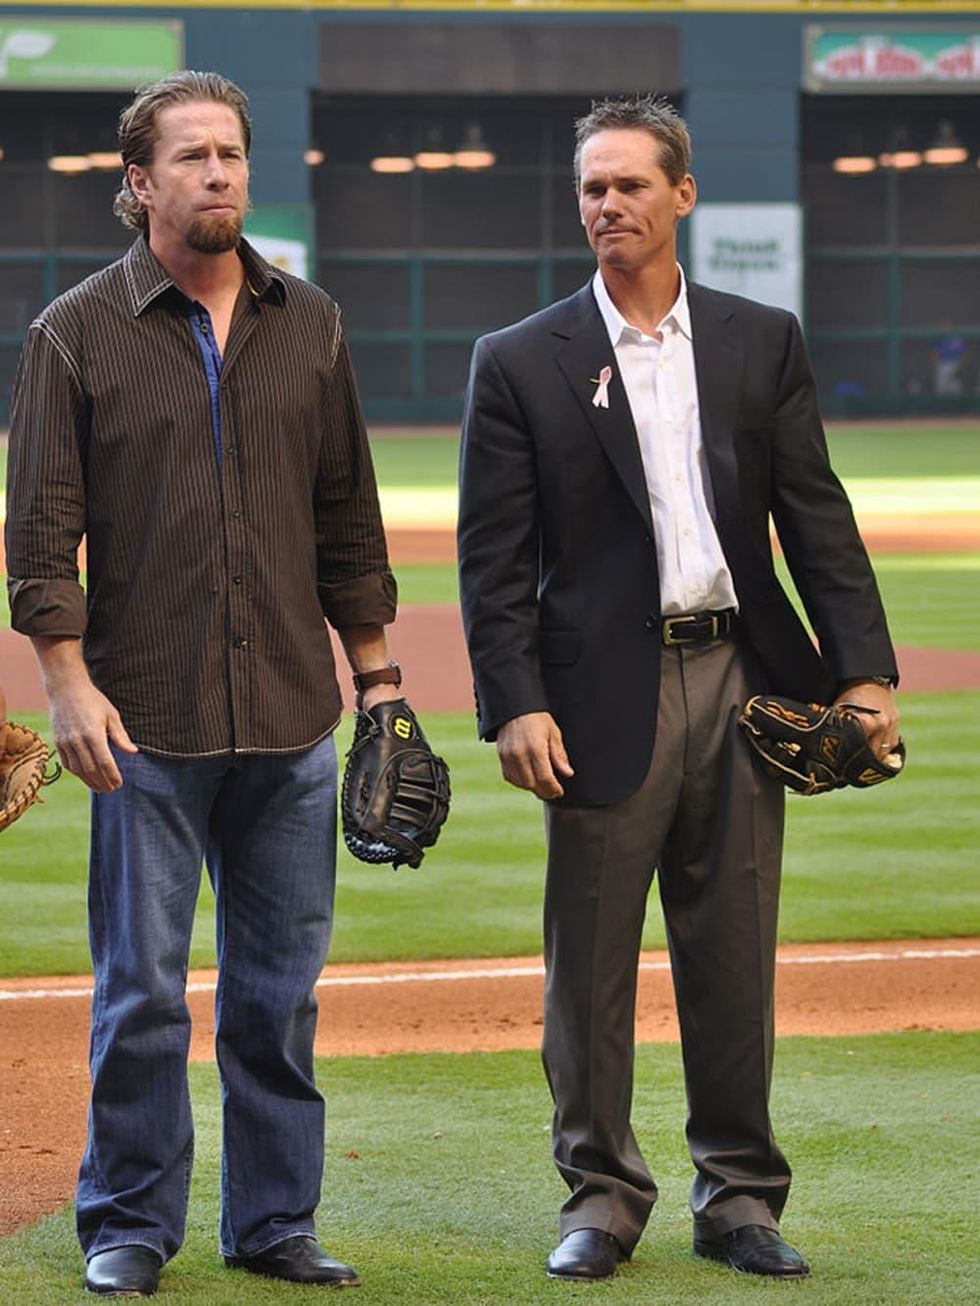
<box><xmin>188</xmin><ymin>303</ymin><xmax>223</xmax><ymax>465</ymax></box>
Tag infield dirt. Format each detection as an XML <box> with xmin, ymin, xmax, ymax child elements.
<box><xmin>2</xmin><ymin>938</ymin><xmax>979</xmax><ymax>1236</ymax></box>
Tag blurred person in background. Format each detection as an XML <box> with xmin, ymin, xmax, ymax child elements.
<box><xmin>931</xmin><ymin>322</ymin><xmax>967</xmax><ymax>396</ymax></box>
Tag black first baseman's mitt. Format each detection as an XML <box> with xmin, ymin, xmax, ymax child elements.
<box><xmin>738</xmin><ymin>695</ymin><xmax>906</xmax><ymax>796</ymax></box>
<box><xmin>0</xmin><ymin>721</ymin><xmax>62</xmax><ymax>834</ymax></box>
<box><xmin>341</xmin><ymin>699</ymin><xmax>450</xmax><ymax>868</ymax></box>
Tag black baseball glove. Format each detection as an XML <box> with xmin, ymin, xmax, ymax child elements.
<box><xmin>341</xmin><ymin>699</ymin><xmax>450</xmax><ymax>868</ymax></box>
<box><xmin>738</xmin><ymin>694</ymin><xmax>906</xmax><ymax>796</ymax></box>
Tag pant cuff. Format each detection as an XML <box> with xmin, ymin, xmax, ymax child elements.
<box><xmin>85</xmin><ymin>1238</ymin><xmax>166</xmax><ymax>1265</ymax></box>
<box><xmin>693</xmin><ymin>1196</ymin><xmax>780</xmax><ymax>1239</ymax></box>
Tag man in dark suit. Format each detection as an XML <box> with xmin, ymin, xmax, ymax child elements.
<box><xmin>457</xmin><ymin>96</ymin><xmax>900</xmax><ymax>1283</ymax></box>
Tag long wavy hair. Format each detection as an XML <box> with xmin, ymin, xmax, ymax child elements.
<box><xmin>114</xmin><ymin>70</ymin><xmax>251</xmax><ymax>234</ymax></box>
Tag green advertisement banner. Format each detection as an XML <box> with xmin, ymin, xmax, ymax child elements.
<box><xmin>0</xmin><ymin>19</ymin><xmax>182</xmax><ymax>89</ymax></box>
<box><xmin>807</xmin><ymin>27</ymin><xmax>980</xmax><ymax>91</ymax></box>
<box><xmin>245</xmin><ymin>205</ymin><xmax>314</xmax><ymax>282</ymax></box>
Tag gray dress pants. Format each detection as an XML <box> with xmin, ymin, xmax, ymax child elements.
<box><xmin>542</xmin><ymin>637</ymin><xmax>790</xmax><ymax>1253</ymax></box>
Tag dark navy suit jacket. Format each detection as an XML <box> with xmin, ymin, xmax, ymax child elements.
<box><xmin>458</xmin><ymin>280</ymin><xmax>898</xmax><ymax>806</ymax></box>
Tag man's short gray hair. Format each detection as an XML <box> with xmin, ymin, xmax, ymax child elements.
<box><xmin>574</xmin><ymin>94</ymin><xmax>691</xmax><ymax>187</ymax></box>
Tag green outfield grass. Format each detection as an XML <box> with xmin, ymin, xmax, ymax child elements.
<box><xmin>1</xmin><ymin>1032</ymin><xmax>976</xmax><ymax>1304</ymax></box>
<box><xmin>824</xmin><ymin>423</ymin><xmax>980</xmax><ymax>479</ymax></box>
<box><xmin>2</xmin><ymin>690</ymin><xmax>977</xmax><ymax>978</ymax></box>
<box><xmin>3</xmin><ymin>423</ymin><xmax>978</xmax><ymax>508</ymax></box>
<box><xmin>366</xmin><ymin>422</ymin><xmax>980</xmax><ymax>485</ymax></box>
<box><xmin>393</xmin><ymin>553</ymin><xmax>980</xmax><ymax>643</ymax></box>
<box><xmin>3</xmin><ymin>426</ymin><xmax>979</xmax><ymax>622</ymax></box>
<box><xmin>392</xmin><ymin>553</ymin><xmax>980</xmax><ymax>636</ymax></box>
<box><xmin>394</xmin><ymin>561</ymin><xmax>460</xmax><ymax>606</ymax></box>
<box><xmin>368</xmin><ymin>431</ymin><xmax>459</xmax><ymax>486</ymax></box>
<box><xmin>776</xmin><ymin>553</ymin><xmax>980</xmax><ymax>651</ymax></box>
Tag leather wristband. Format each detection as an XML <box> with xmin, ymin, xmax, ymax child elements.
<box><xmin>352</xmin><ymin>661</ymin><xmax>402</xmax><ymax>695</ymax></box>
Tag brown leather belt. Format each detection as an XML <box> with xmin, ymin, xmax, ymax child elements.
<box><xmin>661</xmin><ymin>609</ymin><xmax>735</xmax><ymax>647</ymax></box>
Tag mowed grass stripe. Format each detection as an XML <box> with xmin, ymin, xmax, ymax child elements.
<box><xmin>0</xmin><ymin>1032</ymin><xmax>976</xmax><ymax>1304</ymax></box>
<box><xmin>374</xmin><ymin>473</ymin><xmax>978</xmax><ymax>526</ymax></box>
<box><xmin>393</xmin><ymin>554</ymin><xmax>980</xmax><ymax>646</ymax></box>
<box><xmin>366</xmin><ymin>424</ymin><xmax>980</xmax><ymax>485</ymax></box>
<box><xmin>3</xmin><ymin>556</ymin><xmax>977</xmax><ymax>638</ymax></box>
<box><xmin>775</xmin><ymin>554</ymin><xmax>980</xmax><ymax>652</ymax></box>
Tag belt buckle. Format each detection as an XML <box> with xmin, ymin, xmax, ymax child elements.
<box><xmin>663</xmin><ymin>614</ymin><xmax>700</xmax><ymax>646</ymax></box>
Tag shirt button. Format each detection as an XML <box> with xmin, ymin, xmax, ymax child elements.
<box><xmin>233</xmin><ymin>575</ymin><xmax>242</xmax><ymax>585</ymax></box>
<box><xmin>232</xmin><ymin>508</ymin><xmax>242</xmax><ymax>520</ymax></box>
<box><xmin>225</xmin><ymin>444</ymin><xmax>236</xmax><ymax>455</ymax></box>
<box><xmin>235</xmin><ymin>637</ymin><xmax>248</xmax><ymax>649</ymax></box>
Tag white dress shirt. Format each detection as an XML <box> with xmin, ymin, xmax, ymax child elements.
<box><xmin>592</xmin><ymin>267</ymin><xmax>739</xmax><ymax>616</ymax></box>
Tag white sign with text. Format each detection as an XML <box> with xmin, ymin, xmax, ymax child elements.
<box><xmin>691</xmin><ymin>204</ymin><xmax>802</xmax><ymax>318</ymax></box>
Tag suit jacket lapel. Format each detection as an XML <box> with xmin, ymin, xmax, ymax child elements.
<box><xmin>553</xmin><ymin>286</ymin><xmax>654</xmax><ymax>534</ymax></box>
<box><xmin>688</xmin><ymin>282</ymin><xmax>743</xmax><ymax>537</ymax></box>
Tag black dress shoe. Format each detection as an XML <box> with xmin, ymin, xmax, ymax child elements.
<box><xmin>84</xmin><ymin>1246</ymin><xmax>162</xmax><ymax>1297</ymax></box>
<box><xmin>225</xmin><ymin>1235</ymin><xmax>360</xmax><ymax>1286</ymax></box>
<box><xmin>694</xmin><ymin>1225</ymin><xmax>810</xmax><ymax>1278</ymax></box>
<box><xmin>546</xmin><ymin>1228</ymin><xmax>625</xmax><ymax>1280</ymax></box>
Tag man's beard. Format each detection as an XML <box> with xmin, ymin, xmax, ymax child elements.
<box><xmin>185</xmin><ymin>210</ymin><xmax>243</xmax><ymax>254</ymax></box>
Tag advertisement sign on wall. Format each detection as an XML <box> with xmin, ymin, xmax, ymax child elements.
<box><xmin>0</xmin><ymin>20</ymin><xmax>182</xmax><ymax>89</ymax></box>
<box><xmin>690</xmin><ymin>204</ymin><xmax>802</xmax><ymax>319</ymax></box>
<box><xmin>806</xmin><ymin>27</ymin><xmax>980</xmax><ymax>93</ymax></box>
<box><xmin>245</xmin><ymin>206</ymin><xmax>313</xmax><ymax>282</ymax></box>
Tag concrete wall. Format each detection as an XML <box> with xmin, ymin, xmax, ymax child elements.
<box><xmin>178</xmin><ymin>6</ymin><xmax>969</xmax><ymax>201</ymax></box>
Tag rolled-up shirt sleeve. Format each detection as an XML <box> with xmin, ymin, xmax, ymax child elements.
<box><xmin>314</xmin><ymin>332</ymin><xmax>397</xmax><ymax>630</ymax></box>
<box><xmin>5</xmin><ymin>321</ymin><xmax>88</xmax><ymax>638</ymax></box>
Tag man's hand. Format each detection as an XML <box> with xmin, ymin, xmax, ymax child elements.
<box><xmin>496</xmin><ymin>711</ymin><xmax>574</xmax><ymax>800</ymax></box>
<box><xmin>32</xmin><ymin>637</ymin><xmax>137</xmax><ymax>793</ymax></box>
<box><xmin>48</xmin><ymin>681</ymin><xmax>138</xmax><ymax>792</ymax></box>
<box><xmin>834</xmin><ymin>679</ymin><xmax>900</xmax><ymax>764</ymax></box>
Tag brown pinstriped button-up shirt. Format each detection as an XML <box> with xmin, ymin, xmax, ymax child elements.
<box><xmin>5</xmin><ymin>237</ymin><xmax>396</xmax><ymax>757</ymax></box>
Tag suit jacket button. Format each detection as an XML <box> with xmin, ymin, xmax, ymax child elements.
<box><xmin>645</xmin><ymin>616</ymin><xmax>657</xmax><ymax>630</ymax></box>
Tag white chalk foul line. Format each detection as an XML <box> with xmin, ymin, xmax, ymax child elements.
<box><xmin>0</xmin><ymin>947</ymin><xmax>977</xmax><ymax>1004</ymax></box>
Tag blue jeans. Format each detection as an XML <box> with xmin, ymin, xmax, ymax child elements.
<box><xmin>76</xmin><ymin>736</ymin><xmax>338</xmax><ymax>1263</ymax></box>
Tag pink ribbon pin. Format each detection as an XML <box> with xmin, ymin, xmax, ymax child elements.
<box><xmin>591</xmin><ymin>365</ymin><xmax>612</xmax><ymax>409</ymax></box>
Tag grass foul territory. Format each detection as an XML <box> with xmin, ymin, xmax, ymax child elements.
<box><xmin>0</xmin><ymin>1032</ymin><xmax>976</xmax><ymax>1304</ymax></box>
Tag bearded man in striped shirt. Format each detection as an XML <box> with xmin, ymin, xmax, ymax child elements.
<box><xmin>6</xmin><ymin>70</ymin><xmax>404</xmax><ymax>1297</ymax></box>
